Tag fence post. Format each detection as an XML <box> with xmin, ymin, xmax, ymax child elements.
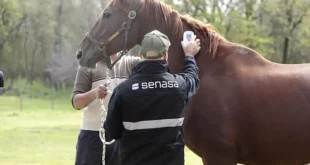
<box><xmin>19</xmin><ymin>88</ymin><xmax>23</xmax><ymax>112</ymax></box>
<box><xmin>50</xmin><ymin>86</ymin><xmax>55</xmax><ymax>110</ymax></box>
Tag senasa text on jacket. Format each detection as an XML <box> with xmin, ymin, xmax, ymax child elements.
<box><xmin>132</xmin><ymin>81</ymin><xmax>179</xmax><ymax>90</ymax></box>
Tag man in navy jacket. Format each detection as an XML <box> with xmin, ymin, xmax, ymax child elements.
<box><xmin>104</xmin><ymin>30</ymin><xmax>201</xmax><ymax>165</ymax></box>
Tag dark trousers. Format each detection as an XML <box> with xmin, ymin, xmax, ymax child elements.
<box><xmin>75</xmin><ymin>130</ymin><xmax>120</xmax><ymax>165</ymax></box>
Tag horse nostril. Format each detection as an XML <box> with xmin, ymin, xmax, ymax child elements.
<box><xmin>77</xmin><ymin>51</ymin><xmax>82</xmax><ymax>59</ymax></box>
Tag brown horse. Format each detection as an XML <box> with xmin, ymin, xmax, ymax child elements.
<box><xmin>75</xmin><ymin>0</ymin><xmax>310</xmax><ymax>164</ymax></box>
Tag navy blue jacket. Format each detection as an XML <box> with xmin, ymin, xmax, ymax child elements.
<box><xmin>104</xmin><ymin>56</ymin><xmax>199</xmax><ymax>165</ymax></box>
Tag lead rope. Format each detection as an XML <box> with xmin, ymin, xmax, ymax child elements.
<box><xmin>99</xmin><ymin>69</ymin><xmax>115</xmax><ymax>165</ymax></box>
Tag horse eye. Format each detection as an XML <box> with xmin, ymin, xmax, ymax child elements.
<box><xmin>103</xmin><ymin>12</ymin><xmax>111</xmax><ymax>18</ymax></box>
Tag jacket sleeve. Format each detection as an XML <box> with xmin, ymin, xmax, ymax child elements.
<box><xmin>104</xmin><ymin>87</ymin><xmax>123</xmax><ymax>140</ymax></box>
<box><xmin>178</xmin><ymin>56</ymin><xmax>200</xmax><ymax>103</ymax></box>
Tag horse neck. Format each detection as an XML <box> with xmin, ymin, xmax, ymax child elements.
<box><xmin>165</xmin><ymin>22</ymin><xmax>216</xmax><ymax>74</ymax></box>
<box><xmin>137</xmin><ymin>10</ymin><xmax>270</xmax><ymax>74</ymax></box>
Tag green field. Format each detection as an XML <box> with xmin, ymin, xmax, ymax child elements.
<box><xmin>0</xmin><ymin>96</ymin><xmax>203</xmax><ymax>165</ymax></box>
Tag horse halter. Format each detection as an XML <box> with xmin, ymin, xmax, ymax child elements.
<box><xmin>85</xmin><ymin>0</ymin><xmax>139</xmax><ymax>70</ymax></box>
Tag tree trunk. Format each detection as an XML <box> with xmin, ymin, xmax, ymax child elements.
<box><xmin>282</xmin><ymin>0</ymin><xmax>292</xmax><ymax>64</ymax></box>
<box><xmin>28</xmin><ymin>41</ymin><xmax>38</xmax><ymax>98</ymax></box>
<box><xmin>282</xmin><ymin>37</ymin><xmax>289</xmax><ymax>64</ymax></box>
<box><xmin>259</xmin><ymin>0</ymin><xmax>264</xmax><ymax>25</ymax></box>
<box><xmin>54</xmin><ymin>0</ymin><xmax>64</xmax><ymax>57</ymax></box>
<box><xmin>23</xmin><ymin>20</ymin><xmax>29</xmax><ymax>73</ymax></box>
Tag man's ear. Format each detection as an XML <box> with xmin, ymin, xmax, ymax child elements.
<box><xmin>163</xmin><ymin>54</ymin><xmax>168</xmax><ymax>62</ymax></box>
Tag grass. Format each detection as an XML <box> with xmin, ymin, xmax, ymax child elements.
<box><xmin>0</xmin><ymin>96</ymin><xmax>203</xmax><ymax>165</ymax></box>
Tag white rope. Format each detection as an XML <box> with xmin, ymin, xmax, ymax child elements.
<box><xmin>99</xmin><ymin>69</ymin><xmax>115</xmax><ymax>165</ymax></box>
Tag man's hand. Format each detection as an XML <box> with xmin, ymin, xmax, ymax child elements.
<box><xmin>72</xmin><ymin>84</ymin><xmax>110</xmax><ymax>110</ymax></box>
<box><xmin>94</xmin><ymin>85</ymin><xmax>109</xmax><ymax>99</ymax></box>
<box><xmin>181</xmin><ymin>35</ymin><xmax>201</xmax><ymax>57</ymax></box>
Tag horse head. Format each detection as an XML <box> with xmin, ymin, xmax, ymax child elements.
<box><xmin>76</xmin><ymin>0</ymin><xmax>143</xmax><ymax>68</ymax></box>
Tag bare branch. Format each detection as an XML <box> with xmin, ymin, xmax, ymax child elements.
<box><xmin>290</xmin><ymin>2</ymin><xmax>310</xmax><ymax>32</ymax></box>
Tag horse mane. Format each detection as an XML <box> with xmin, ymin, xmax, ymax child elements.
<box><xmin>179</xmin><ymin>14</ymin><xmax>228</xmax><ymax>58</ymax></box>
<box><xmin>110</xmin><ymin>0</ymin><xmax>228</xmax><ymax>58</ymax></box>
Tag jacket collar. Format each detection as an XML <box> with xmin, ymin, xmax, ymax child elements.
<box><xmin>132</xmin><ymin>60</ymin><xmax>169</xmax><ymax>75</ymax></box>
